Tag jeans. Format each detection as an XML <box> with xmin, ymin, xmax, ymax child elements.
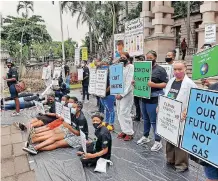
<box><xmin>141</xmin><ymin>102</ymin><xmax>161</xmax><ymax>141</ymax></box>
<box><xmin>3</xmin><ymin>98</ymin><xmax>34</xmax><ymax>110</ymax></box>
<box><xmin>101</xmin><ymin>95</ymin><xmax>115</xmax><ymax>125</ymax></box>
<box><xmin>82</xmin><ymin>86</ymin><xmax>89</xmax><ymax>100</ymax></box>
<box><xmin>97</xmin><ymin>96</ymin><xmax>104</xmax><ymax>113</ymax></box>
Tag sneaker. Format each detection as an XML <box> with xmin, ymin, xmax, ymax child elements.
<box><xmin>151</xmin><ymin>141</ymin><xmax>162</xmax><ymax>152</ymax></box>
<box><xmin>106</xmin><ymin>125</ymin><xmax>114</xmax><ymax>131</ymax></box>
<box><xmin>22</xmin><ymin>145</ymin><xmax>38</xmax><ymax>155</ymax></box>
<box><xmin>13</xmin><ymin>122</ymin><xmax>27</xmax><ymax>131</ymax></box>
<box><xmin>117</xmin><ymin>132</ymin><xmax>126</xmax><ymax>139</ymax></box>
<box><xmin>123</xmin><ymin>135</ymin><xmax>133</xmax><ymax>141</ymax></box>
<box><xmin>137</xmin><ymin>136</ymin><xmax>150</xmax><ymax>145</ymax></box>
<box><xmin>175</xmin><ymin>167</ymin><xmax>188</xmax><ymax>173</ymax></box>
<box><xmin>11</xmin><ymin>112</ymin><xmax>20</xmax><ymax>117</ymax></box>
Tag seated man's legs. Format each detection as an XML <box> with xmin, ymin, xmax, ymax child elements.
<box><xmin>32</xmin><ymin>130</ymin><xmax>54</xmax><ymax>143</ymax></box>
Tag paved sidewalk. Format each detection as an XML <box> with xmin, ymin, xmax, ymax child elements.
<box><xmin>1</xmin><ymin>125</ymin><xmax>36</xmax><ymax>181</ymax></box>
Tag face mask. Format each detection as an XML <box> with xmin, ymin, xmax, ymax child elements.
<box><xmin>7</xmin><ymin>65</ymin><xmax>11</xmax><ymax>68</ymax></box>
<box><xmin>61</xmin><ymin>101</ymin><xmax>65</xmax><ymax>105</ymax></box>
<box><xmin>147</xmin><ymin>59</ymin><xmax>156</xmax><ymax>66</ymax></box>
<box><xmin>101</xmin><ymin>65</ymin><xmax>109</xmax><ymax>69</ymax></box>
<box><xmin>81</xmin><ymin>64</ymin><xmax>85</xmax><ymax>67</ymax></box>
<box><xmin>93</xmin><ymin>123</ymin><xmax>101</xmax><ymax>129</ymax></box>
<box><xmin>165</xmin><ymin>57</ymin><xmax>172</xmax><ymax>63</ymax></box>
<box><xmin>174</xmin><ymin>72</ymin><xmax>185</xmax><ymax>79</ymax></box>
<box><xmin>120</xmin><ymin>59</ymin><xmax>128</xmax><ymax>65</ymax></box>
<box><xmin>68</xmin><ymin>103</ymin><xmax>73</xmax><ymax>108</ymax></box>
<box><xmin>71</xmin><ymin>108</ymin><xmax>77</xmax><ymax>115</ymax></box>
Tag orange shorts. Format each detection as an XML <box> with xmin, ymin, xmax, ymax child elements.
<box><xmin>47</xmin><ymin>119</ymin><xmax>63</xmax><ymax>130</ymax></box>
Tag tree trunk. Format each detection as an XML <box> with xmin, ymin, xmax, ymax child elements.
<box><xmin>89</xmin><ymin>24</ymin><xmax>92</xmax><ymax>54</ymax></box>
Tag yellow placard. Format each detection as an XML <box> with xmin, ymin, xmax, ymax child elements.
<box><xmin>82</xmin><ymin>47</ymin><xmax>88</xmax><ymax>61</ymax></box>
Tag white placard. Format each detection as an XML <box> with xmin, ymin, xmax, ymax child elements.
<box><xmin>156</xmin><ymin>96</ymin><xmax>182</xmax><ymax>146</ymax></box>
<box><xmin>34</xmin><ymin>101</ymin><xmax>45</xmax><ymax>114</ymax></box>
<box><xmin>80</xmin><ymin>130</ymin><xmax>87</xmax><ymax>153</ymax></box>
<box><xmin>75</xmin><ymin>48</ymin><xmax>80</xmax><ymax>66</ymax></box>
<box><xmin>55</xmin><ymin>102</ymin><xmax>63</xmax><ymax>116</ymax></box>
<box><xmin>205</xmin><ymin>24</ymin><xmax>216</xmax><ymax>44</ymax></box>
<box><xmin>160</xmin><ymin>64</ymin><xmax>174</xmax><ymax>80</ymax></box>
<box><xmin>42</xmin><ymin>67</ymin><xmax>47</xmax><ymax>80</ymax></box>
<box><xmin>124</xmin><ymin>18</ymin><xmax>144</xmax><ymax>56</ymax></box>
<box><xmin>53</xmin><ymin>67</ymin><xmax>61</xmax><ymax>79</ymax></box>
<box><xmin>95</xmin><ymin>69</ymin><xmax>108</xmax><ymax>97</ymax></box>
<box><xmin>78</xmin><ymin>69</ymin><xmax>84</xmax><ymax>80</ymax></box>
<box><xmin>62</xmin><ymin>106</ymin><xmax>71</xmax><ymax>125</ymax></box>
<box><xmin>88</xmin><ymin>68</ymin><xmax>97</xmax><ymax>94</ymax></box>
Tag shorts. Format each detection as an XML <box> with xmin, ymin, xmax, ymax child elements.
<box><xmin>204</xmin><ymin>164</ymin><xmax>218</xmax><ymax>180</ymax></box>
<box><xmin>47</xmin><ymin>119</ymin><xmax>63</xmax><ymax>130</ymax></box>
<box><xmin>9</xmin><ymin>84</ymin><xmax>18</xmax><ymax>99</ymax></box>
<box><xmin>36</xmin><ymin>115</ymin><xmax>56</xmax><ymax>124</ymax></box>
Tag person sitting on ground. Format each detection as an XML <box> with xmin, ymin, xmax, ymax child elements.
<box><xmin>77</xmin><ymin>112</ymin><xmax>112</xmax><ymax>166</ymax></box>
<box><xmin>22</xmin><ymin>101</ymin><xmax>88</xmax><ymax>155</ymax></box>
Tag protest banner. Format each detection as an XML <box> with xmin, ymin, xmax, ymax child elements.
<box><xmin>114</xmin><ymin>33</ymin><xmax>125</xmax><ymax>59</ymax></box>
<box><xmin>75</xmin><ymin>48</ymin><xmax>80</xmax><ymax>66</ymax></box>
<box><xmin>88</xmin><ymin>68</ymin><xmax>97</xmax><ymax>94</ymax></box>
<box><xmin>95</xmin><ymin>69</ymin><xmax>108</xmax><ymax>97</ymax></box>
<box><xmin>78</xmin><ymin>69</ymin><xmax>84</xmax><ymax>80</ymax></box>
<box><xmin>62</xmin><ymin>106</ymin><xmax>71</xmax><ymax>125</ymax></box>
<box><xmin>160</xmin><ymin>64</ymin><xmax>174</xmax><ymax>80</ymax></box>
<box><xmin>55</xmin><ymin>102</ymin><xmax>63</xmax><ymax>116</ymax></box>
<box><xmin>124</xmin><ymin>18</ymin><xmax>144</xmax><ymax>56</ymax></box>
<box><xmin>80</xmin><ymin>130</ymin><xmax>87</xmax><ymax>153</ymax></box>
<box><xmin>181</xmin><ymin>88</ymin><xmax>218</xmax><ymax>168</ymax></box>
<box><xmin>192</xmin><ymin>45</ymin><xmax>218</xmax><ymax>80</ymax></box>
<box><xmin>133</xmin><ymin>61</ymin><xmax>152</xmax><ymax>99</ymax></box>
<box><xmin>157</xmin><ymin>96</ymin><xmax>182</xmax><ymax>146</ymax></box>
<box><xmin>34</xmin><ymin>101</ymin><xmax>45</xmax><ymax>114</ymax></box>
<box><xmin>82</xmin><ymin>47</ymin><xmax>88</xmax><ymax>61</ymax></box>
<box><xmin>205</xmin><ymin>24</ymin><xmax>216</xmax><ymax>44</ymax></box>
<box><xmin>109</xmin><ymin>63</ymin><xmax>124</xmax><ymax>94</ymax></box>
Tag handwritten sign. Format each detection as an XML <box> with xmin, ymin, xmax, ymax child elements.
<box><xmin>95</xmin><ymin>69</ymin><xmax>108</xmax><ymax>97</ymax></box>
<box><xmin>75</xmin><ymin>48</ymin><xmax>80</xmax><ymax>66</ymax></box>
<box><xmin>53</xmin><ymin>67</ymin><xmax>61</xmax><ymax>79</ymax></box>
<box><xmin>34</xmin><ymin>101</ymin><xmax>45</xmax><ymax>114</ymax></box>
<box><xmin>55</xmin><ymin>102</ymin><xmax>63</xmax><ymax>116</ymax></box>
<box><xmin>205</xmin><ymin>24</ymin><xmax>216</xmax><ymax>44</ymax></box>
<box><xmin>80</xmin><ymin>130</ymin><xmax>87</xmax><ymax>153</ymax></box>
<box><xmin>62</xmin><ymin>106</ymin><xmax>71</xmax><ymax>125</ymax></box>
<box><xmin>181</xmin><ymin>88</ymin><xmax>218</xmax><ymax>168</ymax></box>
<box><xmin>109</xmin><ymin>63</ymin><xmax>124</xmax><ymax>94</ymax></box>
<box><xmin>88</xmin><ymin>68</ymin><xmax>97</xmax><ymax>94</ymax></box>
<box><xmin>157</xmin><ymin>96</ymin><xmax>182</xmax><ymax>146</ymax></box>
<box><xmin>133</xmin><ymin>61</ymin><xmax>152</xmax><ymax>99</ymax></box>
<box><xmin>78</xmin><ymin>69</ymin><xmax>84</xmax><ymax>80</ymax></box>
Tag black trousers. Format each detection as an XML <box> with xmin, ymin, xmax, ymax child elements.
<box><xmin>182</xmin><ymin>49</ymin><xmax>186</xmax><ymax>60</ymax></box>
<box><xmin>134</xmin><ymin>96</ymin><xmax>141</xmax><ymax>120</ymax></box>
<box><xmin>82</xmin><ymin>86</ymin><xmax>89</xmax><ymax>100</ymax></box>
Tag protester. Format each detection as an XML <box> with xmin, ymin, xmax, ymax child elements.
<box><xmin>81</xmin><ymin>61</ymin><xmax>90</xmax><ymax>103</ymax></box>
<box><xmin>116</xmin><ymin>52</ymin><xmax>134</xmax><ymax>141</ymax></box>
<box><xmin>55</xmin><ymin>80</ymin><xmax>70</xmax><ymax>101</ymax></box>
<box><xmin>100</xmin><ymin>58</ymin><xmax>115</xmax><ymax>131</ymax></box>
<box><xmin>164</xmin><ymin>61</ymin><xmax>197</xmax><ymax>172</ymax></box>
<box><xmin>181</xmin><ymin>38</ymin><xmax>188</xmax><ymax>60</ymax></box>
<box><xmin>42</xmin><ymin>62</ymin><xmax>52</xmax><ymax>87</ymax></box>
<box><xmin>77</xmin><ymin>112</ymin><xmax>112</xmax><ymax>166</ymax></box>
<box><xmin>137</xmin><ymin>50</ymin><xmax>168</xmax><ymax>151</ymax></box>
<box><xmin>23</xmin><ymin>101</ymin><xmax>88</xmax><ymax>154</ymax></box>
<box><xmin>165</xmin><ymin>50</ymin><xmax>176</xmax><ymax>65</ymax></box>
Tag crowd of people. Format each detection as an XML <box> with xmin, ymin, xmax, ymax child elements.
<box><xmin>2</xmin><ymin>44</ymin><xmax>218</xmax><ymax>180</ymax></box>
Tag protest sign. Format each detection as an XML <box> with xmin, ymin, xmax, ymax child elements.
<box><xmin>82</xmin><ymin>47</ymin><xmax>88</xmax><ymax>61</ymax></box>
<box><xmin>62</xmin><ymin>106</ymin><xmax>71</xmax><ymax>125</ymax></box>
<box><xmin>42</xmin><ymin>67</ymin><xmax>47</xmax><ymax>80</ymax></box>
<box><xmin>160</xmin><ymin>64</ymin><xmax>174</xmax><ymax>80</ymax></box>
<box><xmin>95</xmin><ymin>69</ymin><xmax>108</xmax><ymax>97</ymax></box>
<box><xmin>80</xmin><ymin>130</ymin><xmax>87</xmax><ymax>153</ymax></box>
<box><xmin>205</xmin><ymin>24</ymin><xmax>216</xmax><ymax>44</ymax></box>
<box><xmin>192</xmin><ymin>45</ymin><xmax>218</xmax><ymax>80</ymax></box>
<box><xmin>114</xmin><ymin>33</ymin><xmax>125</xmax><ymax>59</ymax></box>
<box><xmin>53</xmin><ymin>67</ymin><xmax>61</xmax><ymax>79</ymax></box>
<box><xmin>181</xmin><ymin>88</ymin><xmax>218</xmax><ymax>168</ymax></box>
<box><xmin>157</xmin><ymin>96</ymin><xmax>182</xmax><ymax>146</ymax></box>
<box><xmin>34</xmin><ymin>101</ymin><xmax>45</xmax><ymax>114</ymax></box>
<box><xmin>109</xmin><ymin>63</ymin><xmax>124</xmax><ymax>94</ymax></box>
<box><xmin>124</xmin><ymin>18</ymin><xmax>144</xmax><ymax>56</ymax></box>
<box><xmin>75</xmin><ymin>48</ymin><xmax>80</xmax><ymax>66</ymax></box>
<box><xmin>55</xmin><ymin>102</ymin><xmax>63</xmax><ymax>116</ymax></box>
<box><xmin>88</xmin><ymin>68</ymin><xmax>97</xmax><ymax>94</ymax></box>
<box><xmin>78</xmin><ymin>69</ymin><xmax>84</xmax><ymax>80</ymax></box>
<box><xmin>133</xmin><ymin>61</ymin><xmax>152</xmax><ymax>99</ymax></box>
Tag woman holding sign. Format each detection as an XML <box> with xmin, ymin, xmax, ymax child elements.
<box><xmin>164</xmin><ymin>61</ymin><xmax>197</xmax><ymax>172</ymax></box>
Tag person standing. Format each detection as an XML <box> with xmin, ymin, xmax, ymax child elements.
<box><xmin>181</xmin><ymin>38</ymin><xmax>188</xmax><ymax>60</ymax></box>
<box><xmin>81</xmin><ymin>62</ymin><xmax>90</xmax><ymax>103</ymax></box>
<box><xmin>164</xmin><ymin>61</ymin><xmax>197</xmax><ymax>172</ymax></box>
<box><xmin>137</xmin><ymin>51</ymin><xmax>168</xmax><ymax>151</ymax></box>
<box><xmin>42</xmin><ymin>62</ymin><xmax>52</xmax><ymax>87</ymax></box>
<box><xmin>116</xmin><ymin>52</ymin><xmax>134</xmax><ymax>141</ymax></box>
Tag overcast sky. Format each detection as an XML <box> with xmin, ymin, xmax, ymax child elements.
<box><xmin>0</xmin><ymin>1</ymin><xmax>89</xmax><ymax>45</ymax></box>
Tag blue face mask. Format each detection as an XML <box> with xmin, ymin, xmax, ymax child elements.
<box><xmin>71</xmin><ymin>108</ymin><xmax>76</xmax><ymax>115</ymax></box>
<box><xmin>68</xmin><ymin>103</ymin><xmax>73</xmax><ymax>108</ymax></box>
<box><xmin>101</xmin><ymin>65</ymin><xmax>109</xmax><ymax>69</ymax></box>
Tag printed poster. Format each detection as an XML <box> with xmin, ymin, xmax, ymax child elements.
<box><xmin>55</xmin><ymin>102</ymin><xmax>63</xmax><ymax>116</ymax></box>
<box><xmin>95</xmin><ymin>69</ymin><xmax>108</xmax><ymax>97</ymax></box>
<box><xmin>82</xmin><ymin>47</ymin><xmax>88</xmax><ymax>61</ymax></box>
<box><xmin>88</xmin><ymin>68</ymin><xmax>97</xmax><ymax>94</ymax></box>
<box><xmin>181</xmin><ymin>88</ymin><xmax>218</xmax><ymax>168</ymax></box>
<box><xmin>205</xmin><ymin>24</ymin><xmax>216</xmax><ymax>44</ymax></box>
<box><xmin>157</xmin><ymin>96</ymin><xmax>182</xmax><ymax>146</ymax></box>
<box><xmin>114</xmin><ymin>33</ymin><xmax>125</xmax><ymax>59</ymax></box>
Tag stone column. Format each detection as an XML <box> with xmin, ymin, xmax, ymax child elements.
<box><xmin>142</xmin><ymin>1</ymin><xmax>175</xmax><ymax>62</ymax></box>
<box><xmin>196</xmin><ymin>1</ymin><xmax>218</xmax><ymax>50</ymax></box>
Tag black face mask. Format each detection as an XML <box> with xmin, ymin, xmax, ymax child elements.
<box><xmin>120</xmin><ymin>58</ymin><xmax>128</xmax><ymax>65</ymax></box>
<box><xmin>147</xmin><ymin>59</ymin><xmax>156</xmax><ymax>66</ymax></box>
<box><xmin>93</xmin><ymin>123</ymin><xmax>101</xmax><ymax>129</ymax></box>
<box><xmin>165</xmin><ymin>57</ymin><xmax>172</xmax><ymax>62</ymax></box>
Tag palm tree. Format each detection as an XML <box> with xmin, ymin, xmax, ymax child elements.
<box><xmin>17</xmin><ymin>1</ymin><xmax>34</xmax><ymax>18</ymax></box>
